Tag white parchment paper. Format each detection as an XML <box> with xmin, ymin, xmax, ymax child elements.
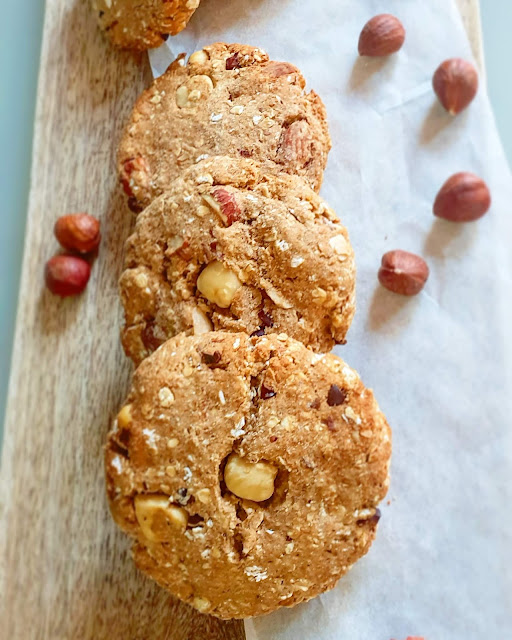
<box><xmin>149</xmin><ymin>1</ymin><xmax>512</xmax><ymax>637</ymax></box>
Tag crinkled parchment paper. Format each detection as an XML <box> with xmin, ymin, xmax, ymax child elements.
<box><xmin>148</xmin><ymin>0</ymin><xmax>512</xmax><ymax>637</ymax></box>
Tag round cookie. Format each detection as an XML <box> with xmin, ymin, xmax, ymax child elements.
<box><xmin>119</xmin><ymin>156</ymin><xmax>356</xmax><ymax>365</ymax></box>
<box><xmin>118</xmin><ymin>42</ymin><xmax>331</xmax><ymax>209</ymax></box>
<box><xmin>92</xmin><ymin>0</ymin><xmax>200</xmax><ymax>51</ymax></box>
<box><xmin>105</xmin><ymin>332</ymin><xmax>392</xmax><ymax>619</ymax></box>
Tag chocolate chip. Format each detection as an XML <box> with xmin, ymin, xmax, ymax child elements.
<box><xmin>201</xmin><ymin>351</ymin><xmax>222</xmax><ymax>367</ymax></box>
<box><xmin>357</xmin><ymin>508</ymin><xmax>381</xmax><ymax>527</ymax></box>
<box><xmin>239</xmin><ymin>149</ymin><xmax>252</xmax><ymax>158</ymax></box>
<box><xmin>323</xmin><ymin>416</ymin><xmax>336</xmax><ymax>432</ymax></box>
<box><xmin>310</xmin><ymin>398</ymin><xmax>321</xmax><ymax>409</ymax></box>
<box><xmin>118</xmin><ymin>428</ymin><xmax>131</xmax><ymax>447</ymax></box>
<box><xmin>127</xmin><ymin>196</ymin><xmax>144</xmax><ymax>213</ymax></box>
<box><xmin>110</xmin><ymin>441</ymin><xmax>129</xmax><ymax>458</ymax></box>
<box><xmin>251</xmin><ymin>328</ymin><xmax>266</xmax><ymax>337</ymax></box>
<box><xmin>160</xmin><ymin>33</ymin><xmax>169</xmax><ymax>41</ymax></box>
<box><xmin>260</xmin><ymin>384</ymin><xmax>276</xmax><ymax>400</ymax></box>
<box><xmin>258</xmin><ymin>309</ymin><xmax>273</xmax><ymax>328</ymax></box>
<box><xmin>188</xmin><ymin>513</ymin><xmax>204</xmax><ymax>526</ymax></box>
<box><xmin>176</xmin><ymin>487</ymin><xmax>191</xmax><ymax>505</ymax></box>
<box><xmin>269</xmin><ymin>436</ymin><xmax>278</xmax><ymax>442</ymax></box>
<box><xmin>327</xmin><ymin>384</ymin><xmax>347</xmax><ymax>407</ymax></box>
<box><xmin>225</xmin><ymin>52</ymin><xmax>241</xmax><ymax>70</ymax></box>
<box><xmin>141</xmin><ymin>322</ymin><xmax>164</xmax><ymax>353</ymax></box>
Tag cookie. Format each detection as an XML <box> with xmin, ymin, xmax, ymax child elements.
<box><xmin>119</xmin><ymin>156</ymin><xmax>355</xmax><ymax>365</ymax></box>
<box><xmin>105</xmin><ymin>332</ymin><xmax>391</xmax><ymax>619</ymax></box>
<box><xmin>92</xmin><ymin>0</ymin><xmax>200</xmax><ymax>51</ymax></box>
<box><xmin>118</xmin><ymin>43</ymin><xmax>331</xmax><ymax>209</ymax></box>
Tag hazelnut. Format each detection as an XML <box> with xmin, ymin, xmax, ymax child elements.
<box><xmin>134</xmin><ymin>494</ymin><xmax>188</xmax><ymax>542</ymax></box>
<box><xmin>45</xmin><ymin>255</ymin><xmax>91</xmax><ymax>297</ymax></box>
<box><xmin>192</xmin><ymin>596</ymin><xmax>212</xmax><ymax>613</ymax></box>
<box><xmin>433</xmin><ymin>172</ymin><xmax>491</xmax><ymax>222</ymax></box>
<box><xmin>188</xmin><ymin>49</ymin><xmax>208</xmax><ymax>66</ymax></box>
<box><xmin>433</xmin><ymin>58</ymin><xmax>478</xmax><ymax>114</ymax></box>
<box><xmin>54</xmin><ymin>213</ymin><xmax>101</xmax><ymax>253</ymax></box>
<box><xmin>117</xmin><ymin>404</ymin><xmax>133</xmax><ymax>429</ymax></box>
<box><xmin>224</xmin><ymin>454</ymin><xmax>278</xmax><ymax>502</ymax></box>
<box><xmin>175</xmin><ymin>85</ymin><xmax>190</xmax><ymax>108</ymax></box>
<box><xmin>378</xmin><ymin>250</ymin><xmax>429</xmax><ymax>296</ymax></box>
<box><xmin>358</xmin><ymin>14</ymin><xmax>406</xmax><ymax>57</ymax></box>
<box><xmin>196</xmin><ymin>261</ymin><xmax>242</xmax><ymax>308</ymax></box>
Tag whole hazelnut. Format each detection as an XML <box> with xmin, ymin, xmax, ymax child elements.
<box><xmin>45</xmin><ymin>255</ymin><xmax>91</xmax><ymax>297</ymax></box>
<box><xmin>224</xmin><ymin>454</ymin><xmax>278</xmax><ymax>502</ymax></box>
<box><xmin>378</xmin><ymin>250</ymin><xmax>429</xmax><ymax>296</ymax></box>
<box><xmin>54</xmin><ymin>213</ymin><xmax>101</xmax><ymax>253</ymax></box>
<box><xmin>433</xmin><ymin>58</ymin><xmax>478</xmax><ymax>114</ymax></box>
<box><xmin>433</xmin><ymin>172</ymin><xmax>491</xmax><ymax>222</ymax></box>
<box><xmin>358</xmin><ymin>14</ymin><xmax>406</xmax><ymax>57</ymax></box>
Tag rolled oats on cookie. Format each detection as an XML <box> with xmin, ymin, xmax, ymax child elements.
<box><xmin>105</xmin><ymin>332</ymin><xmax>391</xmax><ymax>619</ymax></box>
<box><xmin>119</xmin><ymin>156</ymin><xmax>355</xmax><ymax>364</ymax></box>
<box><xmin>118</xmin><ymin>42</ymin><xmax>331</xmax><ymax>209</ymax></box>
<box><xmin>93</xmin><ymin>0</ymin><xmax>200</xmax><ymax>51</ymax></box>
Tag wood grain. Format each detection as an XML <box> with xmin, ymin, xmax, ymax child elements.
<box><xmin>0</xmin><ymin>1</ymin><xmax>482</xmax><ymax>638</ymax></box>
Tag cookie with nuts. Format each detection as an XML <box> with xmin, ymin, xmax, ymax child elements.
<box><xmin>92</xmin><ymin>0</ymin><xmax>200</xmax><ymax>51</ymax></box>
<box><xmin>105</xmin><ymin>332</ymin><xmax>391</xmax><ymax>619</ymax></box>
<box><xmin>119</xmin><ymin>156</ymin><xmax>355</xmax><ymax>365</ymax></box>
<box><xmin>118</xmin><ymin>42</ymin><xmax>331</xmax><ymax>209</ymax></box>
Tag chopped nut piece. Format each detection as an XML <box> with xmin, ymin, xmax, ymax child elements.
<box><xmin>197</xmin><ymin>261</ymin><xmax>242</xmax><ymax>308</ymax></box>
<box><xmin>329</xmin><ymin>234</ymin><xmax>350</xmax><ymax>255</ymax></box>
<box><xmin>158</xmin><ymin>387</ymin><xmax>175</xmax><ymax>407</ymax></box>
<box><xmin>117</xmin><ymin>404</ymin><xmax>133</xmax><ymax>429</ymax></box>
<box><xmin>134</xmin><ymin>495</ymin><xmax>188</xmax><ymax>541</ymax></box>
<box><xmin>224</xmin><ymin>454</ymin><xmax>278</xmax><ymax>502</ymax></box>
<box><xmin>196</xmin><ymin>488</ymin><xmax>211</xmax><ymax>504</ymax></box>
<box><xmin>192</xmin><ymin>307</ymin><xmax>213</xmax><ymax>334</ymax></box>
<box><xmin>192</xmin><ymin>596</ymin><xmax>211</xmax><ymax>613</ymax></box>
<box><xmin>188</xmin><ymin>50</ymin><xmax>208</xmax><ymax>66</ymax></box>
<box><xmin>175</xmin><ymin>85</ymin><xmax>189</xmax><ymax>108</ymax></box>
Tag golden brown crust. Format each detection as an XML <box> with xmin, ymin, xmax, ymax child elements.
<box><xmin>105</xmin><ymin>332</ymin><xmax>392</xmax><ymax>619</ymax></box>
<box><xmin>92</xmin><ymin>0</ymin><xmax>200</xmax><ymax>50</ymax></box>
<box><xmin>119</xmin><ymin>157</ymin><xmax>356</xmax><ymax>365</ymax></box>
<box><xmin>118</xmin><ymin>43</ymin><xmax>331</xmax><ymax>207</ymax></box>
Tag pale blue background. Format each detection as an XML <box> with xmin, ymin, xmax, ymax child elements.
<box><xmin>0</xmin><ymin>2</ymin><xmax>510</xmax><ymax>437</ymax></box>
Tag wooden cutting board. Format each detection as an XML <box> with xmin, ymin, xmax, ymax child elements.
<box><xmin>0</xmin><ymin>1</ymin><xmax>482</xmax><ymax>638</ymax></box>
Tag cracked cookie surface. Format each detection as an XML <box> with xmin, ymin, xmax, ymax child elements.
<box><xmin>105</xmin><ymin>332</ymin><xmax>391</xmax><ymax>619</ymax></box>
<box><xmin>92</xmin><ymin>0</ymin><xmax>200</xmax><ymax>50</ymax></box>
<box><xmin>118</xmin><ymin>42</ymin><xmax>331</xmax><ymax>209</ymax></box>
<box><xmin>120</xmin><ymin>156</ymin><xmax>355</xmax><ymax>365</ymax></box>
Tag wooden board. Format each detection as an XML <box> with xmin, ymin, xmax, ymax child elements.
<box><xmin>0</xmin><ymin>1</ymin><xmax>482</xmax><ymax>638</ymax></box>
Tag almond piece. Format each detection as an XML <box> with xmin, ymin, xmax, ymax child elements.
<box><xmin>378</xmin><ymin>250</ymin><xmax>429</xmax><ymax>296</ymax></box>
<box><xmin>278</xmin><ymin>120</ymin><xmax>312</xmax><ymax>168</ymax></box>
<box><xmin>358</xmin><ymin>14</ymin><xmax>406</xmax><ymax>57</ymax></box>
<box><xmin>433</xmin><ymin>172</ymin><xmax>491</xmax><ymax>222</ymax></box>
<box><xmin>119</xmin><ymin>156</ymin><xmax>150</xmax><ymax>201</ymax></box>
<box><xmin>211</xmin><ymin>188</ymin><xmax>242</xmax><ymax>225</ymax></box>
<box><xmin>433</xmin><ymin>58</ymin><xmax>478</xmax><ymax>114</ymax></box>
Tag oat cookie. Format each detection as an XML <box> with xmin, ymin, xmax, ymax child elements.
<box><xmin>93</xmin><ymin>0</ymin><xmax>200</xmax><ymax>51</ymax></box>
<box><xmin>105</xmin><ymin>332</ymin><xmax>391</xmax><ymax>619</ymax></box>
<box><xmin>118</xmin><ymin>43</ymin><xmax>331</xmax><ymax>209</ymax></box>
<box><xmin>120</xmin><ymin>156</ymin><xmax>355</xmax><ymax>365</ymax></box>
